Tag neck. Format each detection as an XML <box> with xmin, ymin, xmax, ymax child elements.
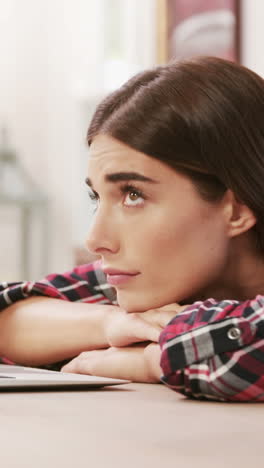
<box><xmin>194</xmin><ymin>235</ymin><xmax>264</xmax><ymax>302</ymax></box>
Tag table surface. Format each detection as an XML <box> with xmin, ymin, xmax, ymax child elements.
<box><xmin>0</xmin><ymin>382</ymin><xmax>262</xmax><ymax>468</ymax></box>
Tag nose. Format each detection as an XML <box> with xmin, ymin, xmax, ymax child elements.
<box><xmin>85</xmin><ymin>205</ymin><xmax>119</xmax><ymax>255</ymax></box>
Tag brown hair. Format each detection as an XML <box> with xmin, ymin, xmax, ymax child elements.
<box><xmin>87</xmin><ymin>56</ymin><xmax>264</xmax><ymax>252</ymax></box>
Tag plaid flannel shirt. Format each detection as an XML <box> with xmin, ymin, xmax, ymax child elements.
<box><xmin>1</xmin><ymin>261</ymin><xmax>264</xmax><ymax>402</ymax></box>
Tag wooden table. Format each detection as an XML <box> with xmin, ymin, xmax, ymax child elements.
<box><xmin>0</xmin><ymin>382</ymin><xmax>262</xmax><ymax>467</ymax></box>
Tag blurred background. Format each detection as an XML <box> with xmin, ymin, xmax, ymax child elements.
<box><xmin>0</xmin><ymin>0</ymin><xmax>263</xmax><ymax>281</ymax></box>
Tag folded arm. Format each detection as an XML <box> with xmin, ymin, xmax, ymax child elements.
<box><xmin>0</xmin><ymin>261</ymin><xmax>116</xmax><ymax>367</ymax></box>
<box><xmin>0</xmin><ymin>261</ymin><xmax>163</xmax><ymax>368</ymax></box>
<box><xmin>159</xmin><ymin>296</ymin><xmax>264</xmax><ymax>401</ymax></box>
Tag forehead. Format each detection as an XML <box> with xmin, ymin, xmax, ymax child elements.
<box><xmin>88</xmin><ymin>134</ymin><xmax>174</xmax><ymax>181</ymax></box>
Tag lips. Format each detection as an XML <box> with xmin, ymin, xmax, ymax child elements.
<box><xmin>103</xmin><ymin>267</ymin><xmax>140</xmax><ymax>286</ymax></box>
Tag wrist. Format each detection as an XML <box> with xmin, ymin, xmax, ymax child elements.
<box><xmin>144</xmin><ymin>343</ymin><xmax>162</xmax><ymax>382</ymax></box>
<box><xmin>101</xmin><ymin>304</ymin><xmax>125</xmax><ymax>347</ymax></box>
<box><xmin>84</xmin><ymin>303</ymin><xmax>118</xmax><ymax>349</ymax></box>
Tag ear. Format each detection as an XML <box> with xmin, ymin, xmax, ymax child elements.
<box><xmin>223</xmin><ymin>190</ymin><xmax>257</xmax><ymax>238</ymax></box>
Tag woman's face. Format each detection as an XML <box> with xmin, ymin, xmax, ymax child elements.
<box><xmin>86</xmin><ymin>134</ymin><xmax>230</xmax><ymax>312</ymax></box>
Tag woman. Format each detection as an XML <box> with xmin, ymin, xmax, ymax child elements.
<box><xmin>1</xmin><ymin>56</ymin><xmax>264</xmax><ymax>401</ymax></box>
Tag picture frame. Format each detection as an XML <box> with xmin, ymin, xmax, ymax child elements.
<box><xmin>156</xmin><ymin>0</ymin><xmax>241</xmax><ymax>64</ymax></box>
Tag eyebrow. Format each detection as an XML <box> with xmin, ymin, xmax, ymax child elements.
<box><xmin>85</xmin><ymin>172</ymin><xmax>158</xmax><ymax>188</ymax></box>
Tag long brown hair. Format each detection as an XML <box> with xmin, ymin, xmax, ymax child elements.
<box><xmin>87</xmin><ymin>56</ymin><xmax>264</xmax><ymax>252</ymax></box>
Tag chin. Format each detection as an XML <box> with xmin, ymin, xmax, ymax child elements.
<box><xmin>116</xmin><ymin>291</ymin><xmax>151</xmax><ymax>313</ymax></box>
<box><xmin>116</xmin><ymin>290</ymin><xmax>175</xmax><ymax>313</ymax></box>
<box><xmin>117</xmin><ymin>298</ymin><xmax>145</xmax><ymax>313</ymax></box>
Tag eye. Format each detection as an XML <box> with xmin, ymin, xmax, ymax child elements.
<box><xmin>122</xmin><ymin>185</ymin><xmax>145</xmax><ymax>207</ymax></box>
<box><xmin>87</xmin><ymin>190</ymin><xmax>99</xmax><ymax>210</ymax></box>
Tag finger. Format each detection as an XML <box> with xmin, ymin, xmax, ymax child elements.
<box><xmin>128</xmin><ymin>316</ymin><xmax>162</xmax><ymax>343</ymax></box>
<box><xmin>61</xmin><ymin>361</ymin><xmax>77</xmax><ymax>373</ymax></box>
<box><xmin>62</xmin><ymin>349</ymin><xmax>120</xmax><ymax>378</ymax></box>
<box><xmin>141</xmin><ymin>304</ymin><xmax>187</xmax><ymax>327</ymax></box>
<box><xmin>140</xmin><ymin>310</ymin><xmax>176</xmax><ymax>328</ymax></box>
<box><xmin>61</xmin><ymin>352</ymin><xmax>93</xmax><ymax>374</ymax></box>
<box><xmin>142</xmin><ymin>303</ymin><xmax>180</xmax><ymax>317</ymax></box>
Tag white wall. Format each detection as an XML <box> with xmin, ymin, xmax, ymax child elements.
<box><xmin>241</xmin><ymin>0</ymin><xmax>264</xmax><ymax>76</ymax></box>
<box><xmin>0</xmin><ymin>0</ymin><xmax>157</xmax><ymax>279</ymax></box>
<box><xmin>2</xmin><ymin>0</ymin><xmax>262</xmax><ymax>280</ymax></box>
<box><xmin>0</xmin><ymin>0</ymin><xmax>106</xmax><ymax>277</ymax></box>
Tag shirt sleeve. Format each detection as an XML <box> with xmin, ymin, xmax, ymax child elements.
<box><xmin>0</xmin><ymin>260</ymin><xmax>117</xmax><ymax>368</ymax></box>
<box><xmin>159</xmin><ymin>296</ymin><xmax>264</xmax><ymax>402</ymax></box>
<box><xmin>0</xmin><ymin>260</ymin><xmax>117</xmax><ymax>311</ymax></box>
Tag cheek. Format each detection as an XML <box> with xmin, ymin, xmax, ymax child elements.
<box><xmin>125</xmin><ymin>216</ymin><xmax>179</xmax><ymax>263</ymax></box>
<box><xmin>135</xmin><ymin>211</ymin><xmax>226</xmax><ymax>293</ymax></box>
<box><xmin>134</xmin><ymin>210</ymin><xmax>193</xmax><ymax>258</ymax></box>
<box><xmin>160</xmin><ymin>211</ymin><xmax>229</xmax><ymax>290</ymax></box>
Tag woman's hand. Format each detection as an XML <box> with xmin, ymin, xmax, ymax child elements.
<box><xmin>61</xmin><ymin>342</ymin><xmax>162</xmax><ymax>383</ymax></box>
<box><xmin>61</xmin><ymin>304</ymin><xmax>189</xmax><ymax>381</ymax></box>
<box><xmin>104</xmin><ymin>303</ymin><xmax>188</xmax><ymax>347</ymax></box>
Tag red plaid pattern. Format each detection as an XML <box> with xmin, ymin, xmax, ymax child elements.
<box><xmin>160</xmin><ymin>297</ymin><xmax>264</xmax><ymax>401</ymax></box>
<box><xmin>1</xmin><ymin>263</ymin><xmax>264</xmax><ymax>401</ymax></box>
<box><xmin>0</xmin><ymin>261</ymin><xmax>116</xmax><ymax>310</ymax></box>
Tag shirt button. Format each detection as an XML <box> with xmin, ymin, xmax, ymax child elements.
<box><xmin>227</xmin><ymin>327</ymin><xmax>241</xmax><ymax>340</ymax></box>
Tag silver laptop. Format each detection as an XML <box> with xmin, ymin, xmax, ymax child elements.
<box><xmin>0</xmin><ymin>364</ymin><xmax>130</xmax><ymax>390</ymax></box>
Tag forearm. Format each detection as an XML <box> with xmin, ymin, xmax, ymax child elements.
<box><xmin>0</xmin><ymin>297</ymin><xmax>115</xmax><ymax>366</ymax></box>
<box><xmin>159</xmin><ymin>297</ymin><xmax>264</xmax><ymax>401</ymax></box>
